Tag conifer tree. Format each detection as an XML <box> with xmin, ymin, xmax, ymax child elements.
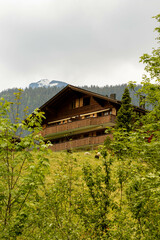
<box><xmin>116</xmin><ymin>87</ymin><xmax>133</xmax><ymax>131</ymax></box>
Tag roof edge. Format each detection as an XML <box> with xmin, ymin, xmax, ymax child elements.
<box><xmin>39</xmin><ymin>84</ymin><xmax>146</xmax><ymax>112</ymax></box>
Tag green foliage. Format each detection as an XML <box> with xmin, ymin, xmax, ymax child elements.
<box><xmin>0</xmin><ymin>92</ymin><xmax>51</xmax><ymax>239</ymax></box>
<box><xmin>102</xmin><ymin>14</ymin><xmax>160</xmax><ymax>239</ymax></box>
<box><xmin>22</xmin><ymin>152</ymin><xmax>86</xmax><ymax>240</ymax></box>
<box><xmin>81</xmin><ymin>156</ymin><xmax>113</xmax><ymax>238</ymax></box>
<box><xmin>140</xmin><ymin>15</ymin><xmax>160</xmax><ymax>81</ymax></box>
<box><xmin>116</xmin><ymin>87</ymin><xmax>133</xmax><ymax>131</ymax></box>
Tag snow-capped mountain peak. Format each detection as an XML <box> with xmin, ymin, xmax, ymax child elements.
<box><xmin>37</xmin><ymin>79</ymin><xmax>50</xmax><ymax>87</ymax></box>
<box><xmin>29</xmin><ymin>79</ymin><xmax>68</xmax><ymax>89</ymax></box>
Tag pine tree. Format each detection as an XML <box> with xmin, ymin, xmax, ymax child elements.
<box><xmin>116</xmin><ymin>87</ymin><xmax>133</xmax><ymax>131</ymax></box>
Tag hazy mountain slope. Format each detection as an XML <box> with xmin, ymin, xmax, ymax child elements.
<box><xmin>0</xmin><ymin>84</ymin><xmax>142</xmax><ymax>120</ymax></box>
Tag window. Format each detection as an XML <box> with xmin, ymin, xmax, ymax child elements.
<box><xmin>72</xmin><ymin>98</ymin><xmax>82</xmax><ymax>109</ymax></box>
<box><xmin>72</xmin><ymin>100</ymin><xmax>76</xmax><ymax>109</ymax></box>
<box><xmin>72</xmin><ymin>97</ymin><xmax>90</xmax><ymax>108</ymax></box>
<box><xmin>83</xmin><ymin>97</ymin><xmax>90</xmax><ymax>106</ymax></box>
<box><xmin>97</xmin><ymin>112</ymin><xmax>102</xmax><ymax>117</ymax></box>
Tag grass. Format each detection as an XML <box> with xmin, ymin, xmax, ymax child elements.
<box><xmin>46</xmin><ymin>150</ymin><xmax>101</xmax><ymax>181</ymax></box>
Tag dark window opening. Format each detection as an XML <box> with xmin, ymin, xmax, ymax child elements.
<box><xmin>83</xmin><ymin>97</ymin><xmax>90</xmax><ymax>106</ymax></box>
<box><xmin>97</xmin><ymin>112</ymin><xmax>102</xmax><ymax>117</ymax></box>
<box><xmin>84</xmin><ymin>133</ymin><xmax>89</xmax><ymax>138</ymax></box>
<box><xmin>96</xmin><ymin>130</ymin><xmax>106</xmax><ymax>136</ymax></box>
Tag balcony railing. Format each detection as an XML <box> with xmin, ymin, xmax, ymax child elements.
<box><xmin>42</xmin><ymin>114</ymin><xmax>116</xmax><ymax>137</ymax></box>
<box><xmin>49</xmin><ymin>134</ymin><xmax>113</xmax><ymax>151</ymax></box>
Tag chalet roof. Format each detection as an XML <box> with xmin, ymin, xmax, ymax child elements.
<box><xmin>39</xmin><ymin>84</ymin><xmax>145</xmax><ymax>113</ymax></box>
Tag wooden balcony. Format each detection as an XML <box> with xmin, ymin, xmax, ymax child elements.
<box><xmin>49</xmin><ymin>134</ymin><xmax>113</xmax><ymax>151</ymax></box>
<box><xmin>42</xmin><ymin>114</ymin><xmax>116</xmax><ymax>138</ymax></box>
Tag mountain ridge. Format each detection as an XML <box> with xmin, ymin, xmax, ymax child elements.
<box><xmin>29</xmin><ymin>79</ymin><xmax>68</xmax><ymax>89</ymax></box>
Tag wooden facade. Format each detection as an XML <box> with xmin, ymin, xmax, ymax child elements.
<box><xmin>40</xmin><ymin>85</ymin><xmax>145</xmax><ymax>151</ymax></box>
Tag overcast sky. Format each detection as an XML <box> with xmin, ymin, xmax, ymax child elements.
<box><xmin>0</xmin><ymin>0</ymin><xmax>160</xmax><ymax>92</ymax></box>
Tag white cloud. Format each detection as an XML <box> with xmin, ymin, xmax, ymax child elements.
<box><xmin>0</xmin><ymin>0</ymin><xmax>159</xmax><ymax>91</ymax></box>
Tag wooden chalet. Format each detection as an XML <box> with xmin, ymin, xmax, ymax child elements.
<box><xmin>40</xmin><ymin>85</ymin><xmax>145</xmax><ymax>151</ymax></box>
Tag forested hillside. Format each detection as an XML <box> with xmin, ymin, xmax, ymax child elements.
<box><xmin>0</xmin><ymin>84</ymin><xmax>142</xmax><ymax>119</ymax></box>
